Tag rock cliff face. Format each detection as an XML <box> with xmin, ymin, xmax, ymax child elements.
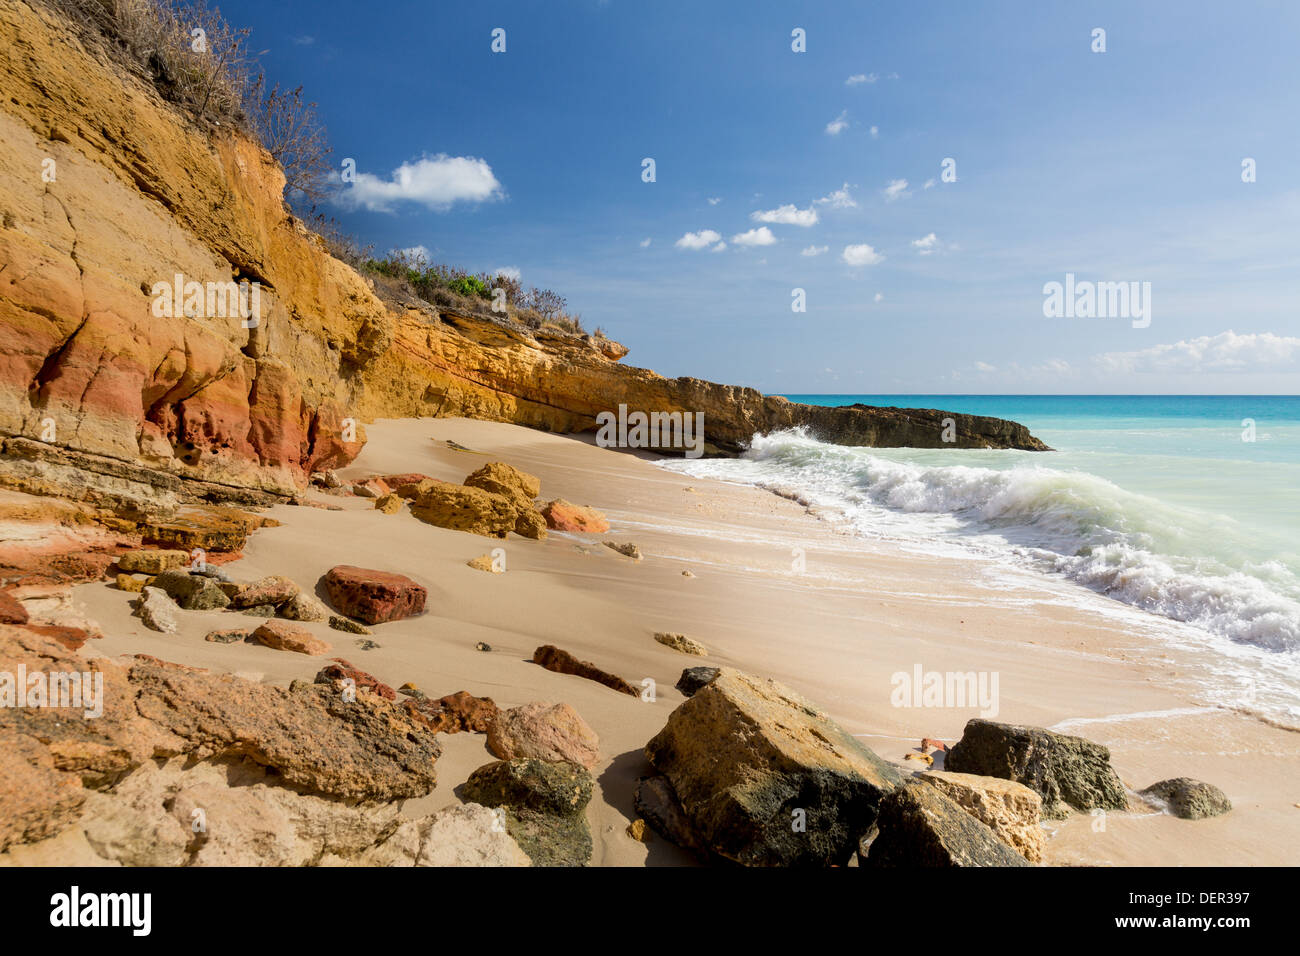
<box><xmin>0</xmin><ymin>0</ymin><xmax>1046</xmax><ymax>511</ymax></box>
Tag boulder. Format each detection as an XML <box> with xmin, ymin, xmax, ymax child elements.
<box><xmin>281</xmin><ymin>591</ymin><xmax>330</xmax><ymax>623</ymax></box>
<box><xmin>409</xmin><ymin>483</ymin><xmax>520</xmax><ymax>538</ymax></box>
<box><xmin>374</xmin><ymin>493</ymin><xmax>403</xmax><ymax>515</ymax></box>
<box><xmin>117</xmin><ymin>549</ymin><xmax>189</xmax><ymax>574</ymax></box>
<box><xmin>252</xmin><ymin>620</ymin><xmax>331</xmax><ymax>656</ymax></box>
<box><xmin>461</xmin><ymin>758</ymin><xmax>594</xmax><ymax>867</ymax></box>
<box><xmin>532</xmin><ymin>644</ymin><xmax>638</xmax><ymax>696</ymax></box>
<box><xmin>604</xmin><ymin>541</ymin><xmax>642</xmax><ymax>560</ymax></box>
<box><xmin>133</xmin><ymin>587</ymin><xmax>178</xmax><ymax>633</ymax></box>
<box><xmin>675</xmin><ymin>666</ymin><xmax>720</xmax><ymax>697</ymax></box>
<box><xmin>203</xmin><ymin>628</ymin><xmax>250</xmax><ymax>644</ymax></box>
<box><xmin>403</xmin><ymin>691</ymin><xmax>500</xmax><ymax>735</ymax></box>
<box><xmin>513</xmin><ymin>508</ymin><xmax>549</xmax><ymax>540</ymax></box>
<box><xmin>918</xmin><ymin>770</ymin><xmax>1045</xmax><ymax>862</ymax></box>
<box><xmin>353</xmin><ymin>803</ymin><xmax>530</xmax><ymax>867</ymax></box>
<box><xmin>462</xmin><ymin>462</ymin><xmax>541</xmax><ymax>511</ymax></box>
<box><xmin>541</xmin><ymin>499</ymin><xmax>610</xmax><ymax>534</ymax></box>
<box><xmin>230</xmin><ymin>574</ymin><xmax>300</xmax><ymax>609</ymax></box>
<box><xmin>643</xmin><ymin>668</ymin><xmax>902</xmax><ymax>866</ymax></box>
<box><xmin>943</xmin><ymin>718</ymin><xmax>1128</xmax><ymax>818</ymax></box>
<box><xmin>487</xmin><ymin>702</ymin><xmax>601</xmax><ymax>769</ymax></box>
<box><xmin>323</xmin><ymin>565</ymin><xmax>427</xmax><ymax>625</ymax></box>
<box><xmin>654</xmin><ymin>632</ymin><xmax>707</xmax><ymax>656</ymax></box>
<box><xmin>114</xmin><ymin>574</ymin><xmax>147</xmax><ymax>592</ymax></box>
<box><xmin>1139</xmin><ymin>778</ymin><xmax>1232</xmax><ymax>820</ymax></box>
<box><xmin>329</xmin><ymin>615</ymin><xmax>371</xmax><ymax>635</ymax></box>
<box><xmin>351</xmin><ymin>478</ymin><xmax>390</xmax><ymax>499</ymax></box>
<box><xmin>149</xmin><ymin>569</ymin><xmax>231</xmax><ymax>610</ymax></box>
<box><xmin>634</xmin><ymin>774</ymin><xmax>701</xmax><ymax>851</ymax></box>
<box><xmin>314</xmin><ymin>659</ymin><xmax>396</xmax><ymax>700</ymax></box>
<box><xmin>865</xmin><ymin>780</ymin><xmax>1031</xmax><ymax>867</ymax></box>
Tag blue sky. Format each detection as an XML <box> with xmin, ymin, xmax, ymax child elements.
<box><xmin>221</xmin><ymin>0</ymin><xmax>1300</xmax><ymax>394</ymax></box>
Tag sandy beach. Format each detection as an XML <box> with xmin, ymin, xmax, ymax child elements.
<box><xmin>64</xmin><ymin>416</ymin><xmax>1299</xmax><ymax>867</ymax></box>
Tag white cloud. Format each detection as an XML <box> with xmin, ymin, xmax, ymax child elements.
<box><xmin>731</xmin><ymin>226</ymin><xmax>777</xmax><ymax>247</ymax></box>
<box><xmin>394</xmin><ymin>245</ymin><xmax>431</xmax><ymax>263</ymax></box>
<box><xmin>340</xmin><ymin>154</ymin><xmax>504</xmax><ymax>212</ymax></box>
<box><xmin>912</xmin><ymin>232</ymin><xmax>939</xmax><ymax>254</ymax></box>
<box><xmin>882</xmin><ymin>178</ymin><xmax>910</xmax><ymax>202</ymax></box>
<box><xmin>873</xmin><ymin>292</ymin><xmax>884</xmax><ymax>303</ymax></box>
<box><xmin>869</xmin><ymin>125</ymin><xmax>879</xmax><ymax>138</ymax></box>
<box><xmin>675</xmin><ymin>229</ymin><xmax>722</xmax><ymax>250</ymax></box>
<box><xmin>493</xmin><ymin>266</ymin><xmax>521</xmax><ymax>281</ymax></box>
<box><xmin>751</xmin><ymin>204</ymin><xmax>818</xmax><ymax>227</ymax></box>
<box><xmin>1096</xmin><ymin>331</ymin><xmax>1300</xmax><ymax>374</ymax></box>
<box><xmin>975</xmin><ymin>361</ymin><xmax>997</xmax><ymax>373</ymax></box>
<box><xmin>815</xmin><ymin>183</ymin><xmax>857</xmax><ymax>209</ymax></box>
<box><xmin>292</xmin><ymin>35</ymin><xmax>315</xmax><ymax>46</ymax></box>
<box><xmin>801</xmin><ymin>245</ymin><xmax>829</xmax><ymax>257</ymax></box>
<box><xmin>825</xmin><ymin>110</ymin><xmax>850</xmax><ymax>136</ymax></box>
<box><xmin>639</xmin><ymin>237</ymin><xmax>652</xmax><ymax>248</ymax></box>
<box><xmin>842</xmin><ymin>243</ymin><xmax>884</xmax><ymax>266</ymax></box>
<box><xmin>923</xmin><ymin>178</ymin><xmax>936</xmax><ymax>189</ymax></box>
<box><xmin>845</xmin><ymin>73</ymin><xmax>878</xmax><ymax>85</ymax></box>
<box><xmin>707</xmin><ymin>197</ymin><xmax>722</xmax><ymax>205</ymax></box>
<box><xmin>710</xmin><ymin>241</ymin><xmax>727</xmax><ymax>252</ymax></box>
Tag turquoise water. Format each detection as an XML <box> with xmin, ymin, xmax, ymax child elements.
<box><xmin>663</xmin><ymin>395</ymin><xmax>1300</xmax><ymax>723</ymax></box>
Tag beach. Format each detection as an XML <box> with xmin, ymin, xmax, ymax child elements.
<box><xmin>65</xmin><ymin>416</ymin><xmax>1300</xmax><ymax>867</ymax></box>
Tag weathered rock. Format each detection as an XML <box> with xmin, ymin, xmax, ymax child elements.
<box><xmin>1139</xmin><ymin>778</ymin><xmax>1232</xmax><ymax>820</ymax></box>
<box><xmin>410</xmin><ymin>483</ymin><xmax>520</xmax><ymax>538</ymax></box>
<box><xmin>323</xmin><ymin>565</ymin><xmax>427</xmax><ymax>625</ymax></box>
<box><xmin>351</xmin><ymin>478</ymin><xmax>390</xmax><ymax>499</ymax></box>
<box><xmin>404</xmin><ymin>690</ymin><xmax>500</xmax><ymax>735</ymax></box>
<box><xmin>238</xmin><ymin>603</ymin><xmax>279</xmax><ymax>617</ymax></box>
<box><xmin>374</xmin><ymin>493</ymin><xmax>403</xmax><ymax>515</ymax></box>
<box><xmin>349</xmin><ymin>802</ymin><xmax>530</xmax><ymax>867</ymax></box>
<box><xmin>467</xmin><ymin>553</ymin><xmax>503</xmax><ymax>573</ymax></box>
<box><xmin>634</xmin><ymin>774</ymin><xmax>701</xmax><ymax>851</ymax></box>
<box><xmin>133</xmin><ymin>587</ymin><xmax>178</xmax><ymax>633</ymax></box>
<box><xmin>117</xmin><ymin>549</ymin><xmax>189</xmax><ymax>574</ymax></box>
<box><xmin>626</xmin><ymin>818</ymin><xmax>649</xmax><ymax>842</ymax></box>
<box><xmin>395</xmin><ymin>478</ymin><xmax>443</xmax><ymax>500</ymax></box>
<box><xmin>487</xmin><ymin>702</ymin><xmax>601</xmax><ymax>769</ymax></box>
<box><xmin>252</xmin><ymin>620</ymin><xmax>331</xmax><ymax>656</ymax></box>
<box><xmin>675</xmin><ymin>666</ymin><xmax>720</xmax><ymax>697</ymax></box>
<box><xmin>474</xmin><ymin>641</ymin><xmax>492</xmax><ymax>652</ymax></box>
<box><xmin>922</xmin><ymin>737</ymin><xmax>947</xmax><ymax>753</ymax></box>
<box><xmin>654</xmin><ymin>632</ymin><xmax>707</xmax><ymax>656</ymax></box>
<box><xmin>115</xmin><ymin>573</ymin><xmax>147</xmax><ymax>592</ymax></box>
<box><xmin>461</xmin><ymin>758</ymin><xmax>594</xmax><ymax>867</ymax></box>
<box><xmin>314</xmin><ymin>659</ymin><xmax>396</xmax><ymax>700</ymax></box>
<box><xmin>329</xmin><ymin>615</ymin><xmax>371</xmax><ymax>635</ymax></box>
<box><xmin>865</xmin><ymin>780</ymin><xmax>1031</xmax><ymax>867</ymax></box>
<box><xmin>204</xmin><ymin>628</ymin><xmax>250</xmax><ymax>644</ymax></box>
<box><xmin>0</xmin><ymin>590</ymin><xmax>28</xmax><ymax>624</ymax></box>
<box><xmin>644</xmin><ymin>668</ymin><xmax>902</xmax><ymax>866</ymax></box>
<box><xmin>604</xmin><ymin>541</ymin><xmax>642</xmax><ymax>560</ymax></box>
<box><xmin>918</xmin><ymin>770</ymin><xmax>1045</xmax><ymax>862</ymax></box>
<box><xmin>513</xmin><ymin>508</ymin><xmax>548</xmax><ymax>540</ymax></box>
<box><xmin>532</xmin><ymin>644</ymin><xmax>638</xmax><ymax>696</ymax></box>
<box><xmin>541</xmin><ymin>499</ymin><xmax>610</xmax><ymax>533</ymax></box>
<box><xmin>280</xmin><ymin>591</ymin><xmax>330</xmax><ymax>623</ymax></box>
<box><xmin>905</xmin><ymin>752</ymin><xmax>934</xmax><ymax>766</ymax></box>
<box><xmin>229</xmin><ymin>574</ymin><xmax>300</xmax><ymax>609</ymax></box>
<box><xmin>149</xmin><ymin>569</ymin><xmax>231</xmax><ymax>610</ymax></box>
<box><xmin>380</xmin><ymin>474</ymin><xmax>436</xmax><ymax>493</ymax></box>
<box><xmin>462</xmin><ymin>462</ymin><xmax>541</xmax><ymax>511</ymax></box>
<box><xmin>944</xmin><ymin>718</ymin><xmax>1128</xmax><ymax>818</ymax></box>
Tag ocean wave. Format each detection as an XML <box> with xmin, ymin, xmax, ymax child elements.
<box><xmin>665</xmin><ymin>427</ymin><xmax>1300</xmax><ymax>655</ymax></box>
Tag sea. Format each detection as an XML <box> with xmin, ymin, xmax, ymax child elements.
<box><xmin>659</xmin><ymin>395</ymin><xmax>1300</xmax><ymax>727</ymax></box>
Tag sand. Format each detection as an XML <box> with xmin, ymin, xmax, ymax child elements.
<box><xmin>75</xmin><ymin>417</ymin><xmax>1300</xmax><ymax>866</ymax></box>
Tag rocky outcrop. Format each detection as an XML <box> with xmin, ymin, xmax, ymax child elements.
<box><xmin>675</xmin><ymin>666</ymin><xmax>720</xmax><ymax>697</ymax></box>
<box><xmin>460</xmin><ymin>757</ymin><xmax>595</xmax><ymax>867</ymax></box>
<box><xmin>541</xmin><ymin>499</ymin><xmax>609</xmax><ymax>533</ymax></box>
<box><xmin>642</xmin><ymin>668</ymin><xmax>902</xmax><ymax>866</ymax></box>
<box><xmin>251</xmin><ymin>620</ymin><xmax>330</xmax><ymax>656</ymax></box>
<box><xmin>0</xmin><ymin>0</ymin><xmax>1047</xmax><ymax>521</ymax></box>
<box><xmin>1138</xmin><ymin>778</ymin><xmax>1232</xmax><ymax>820</ymax></box>
<box><xmin>487</xmin><ymin>701</ymin><xmax>601</xmax><ymax>769</ymax></box>
<box><xmin>918</xmin><ymin>770</ymin><xmax>1045</xmax><ymax>863</ymax></box>
<box><xmin>943</xmin><ymin>718</ymin><xmax>1128</xmax><ymax>818</ymax></box>
<box><xmin>864</xmin><ymin>780</ymin><xmax>1031</xmax><ymax>868</ymax></box>
<box><xmin>402</xmin><ymin>690</ymin><xmax>499</xmax><ymax>735</ymax></box>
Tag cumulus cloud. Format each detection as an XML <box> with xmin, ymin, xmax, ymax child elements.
<box><xmin>815</xmin><ymin>183</ymin><xmax>857</xmax><ymax>209</ymax></box>
<box><xmin>842</xmin><ymin>243</ymin><xmax>884</xmax><ymax>266</ymax></box>
<box><xmin>731</xmin><ymin>226</ymin><xmax>777</xmax><ymax>247</ymax></box>
<box><xmin>338</xmin><ymin>154</ymin><xmax>504</xmax><ymax>212</ymax></box>
<box><xmin>845</xmin><ymin>73</ymin><xmax>878</xmax><ymax>85</ymax></box>
<box><xmin>1096</xmin><ymin>331</ymin><xmax>1300</xmax><ymax>374</ymax></box>
<box><xmin>751</xmin><ymin>204</ymin><xmax>818</xmax><ymax>227</ymax></box>
<box><xmin>639</xmin><ymin>237</ymin><xmax>652</xmax><ymax>248</ymax></box>
<box><xmin>825</xmin><ymin>110</ymin><xmax>850</xmax><ymax>136</ymax></box>
<box><xmin>869</xmin><ymin>125</ymin><xmax>879</xmax><ymax>138</ymax></box>
<box><xmin>801</xmin><ymin>245</ymin><xmax>829</xmax><ymax>257</ymax></box>
<box><xmin>707</xmin><ymin>197</ymin><xmax>722</xmax><ymax>205</ymax></box>
<box><xmin>675</xmin><ymin>229</ymin><xmax>722</xmax><ymax>250</ymax></box>
<box><xmin>912</xmin><ymin>232</ymin><xmax>939</xmax><ymax>254</ymax></box>
<box><xmin>882</xmin><ymin>178</ymin><xmax>910</xmax><ymax>202</ymax></box>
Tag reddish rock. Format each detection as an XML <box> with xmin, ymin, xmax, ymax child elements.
<box><xmin>0</xmin><ymin>590</ymin><xmax>28</xmax><ymax>625</ymax></box>
<box><xmin>22</xmin><ymin>624</ymin><xmax>96</xmax><ymax>652</ymax></box>
<box><xmin>252</xmin><ymin>620</ymin><xmax>331</xmax><ymax>656</ymax></box>
<box><xmin>351</xmin><ymin>478</ymin><xmax>391</xmax><ymax>498</ymax></box>
<box><xmin>378</xmin><ymin>473</ymin><xmax>436</xmax><ymax>490</ymax></box>
<box><xmin>532</xmin><ymin>644</ymin><xmax>638</xmax><ymax>697</ymax></box>
<box><xmin>488</xmin><ymin>701</ymin><xmax>601</xmax><ymax>769</ymax></box>
<box><xmin>922</xmin><ymin>737</ymin><xmax>947</xmax><ymax>753</ymax></box>
<box><xmin>323</xmin><ymin>565</ymin><xmax>427</xmax><ymax>625</ymax></box>
<box><xmin>315</xmin><ymin>659</ymin><xmax>396</xmax><ymax>700</ymax></box>
<box><xmin>403</xmin><ymin>690</ymin><xmax>499</xmax><ymax>735</ymax></box>
<box><xmin>541</xmin><ymin>499</ymin><xmax>610</xmax><ymax>534</ymax></box>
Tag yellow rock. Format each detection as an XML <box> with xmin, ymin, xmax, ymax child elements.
<box><xmin>115</xmin><ymin>573</ymin><xmax>146</xmax><ymax>592</ymax></box>
<box><xmin>374</xmin><ymin>494</ymin><xmax>403</xmax><ymax>515</ymax></box>
<box><xmin>467</xmin><ymin>554</ymin><xmax>503</xmax><ymax>573</ymax></box>
<box><xmin>626</xmin><ymin>819</ymin><xmax>649</xmax><ymax>842</ymax></box>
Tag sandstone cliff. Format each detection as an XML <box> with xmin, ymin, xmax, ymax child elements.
<box><xmin>0</xmin><ymin>0</ymin><xmax>1047</xmax><ymax>514</ymax></box>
